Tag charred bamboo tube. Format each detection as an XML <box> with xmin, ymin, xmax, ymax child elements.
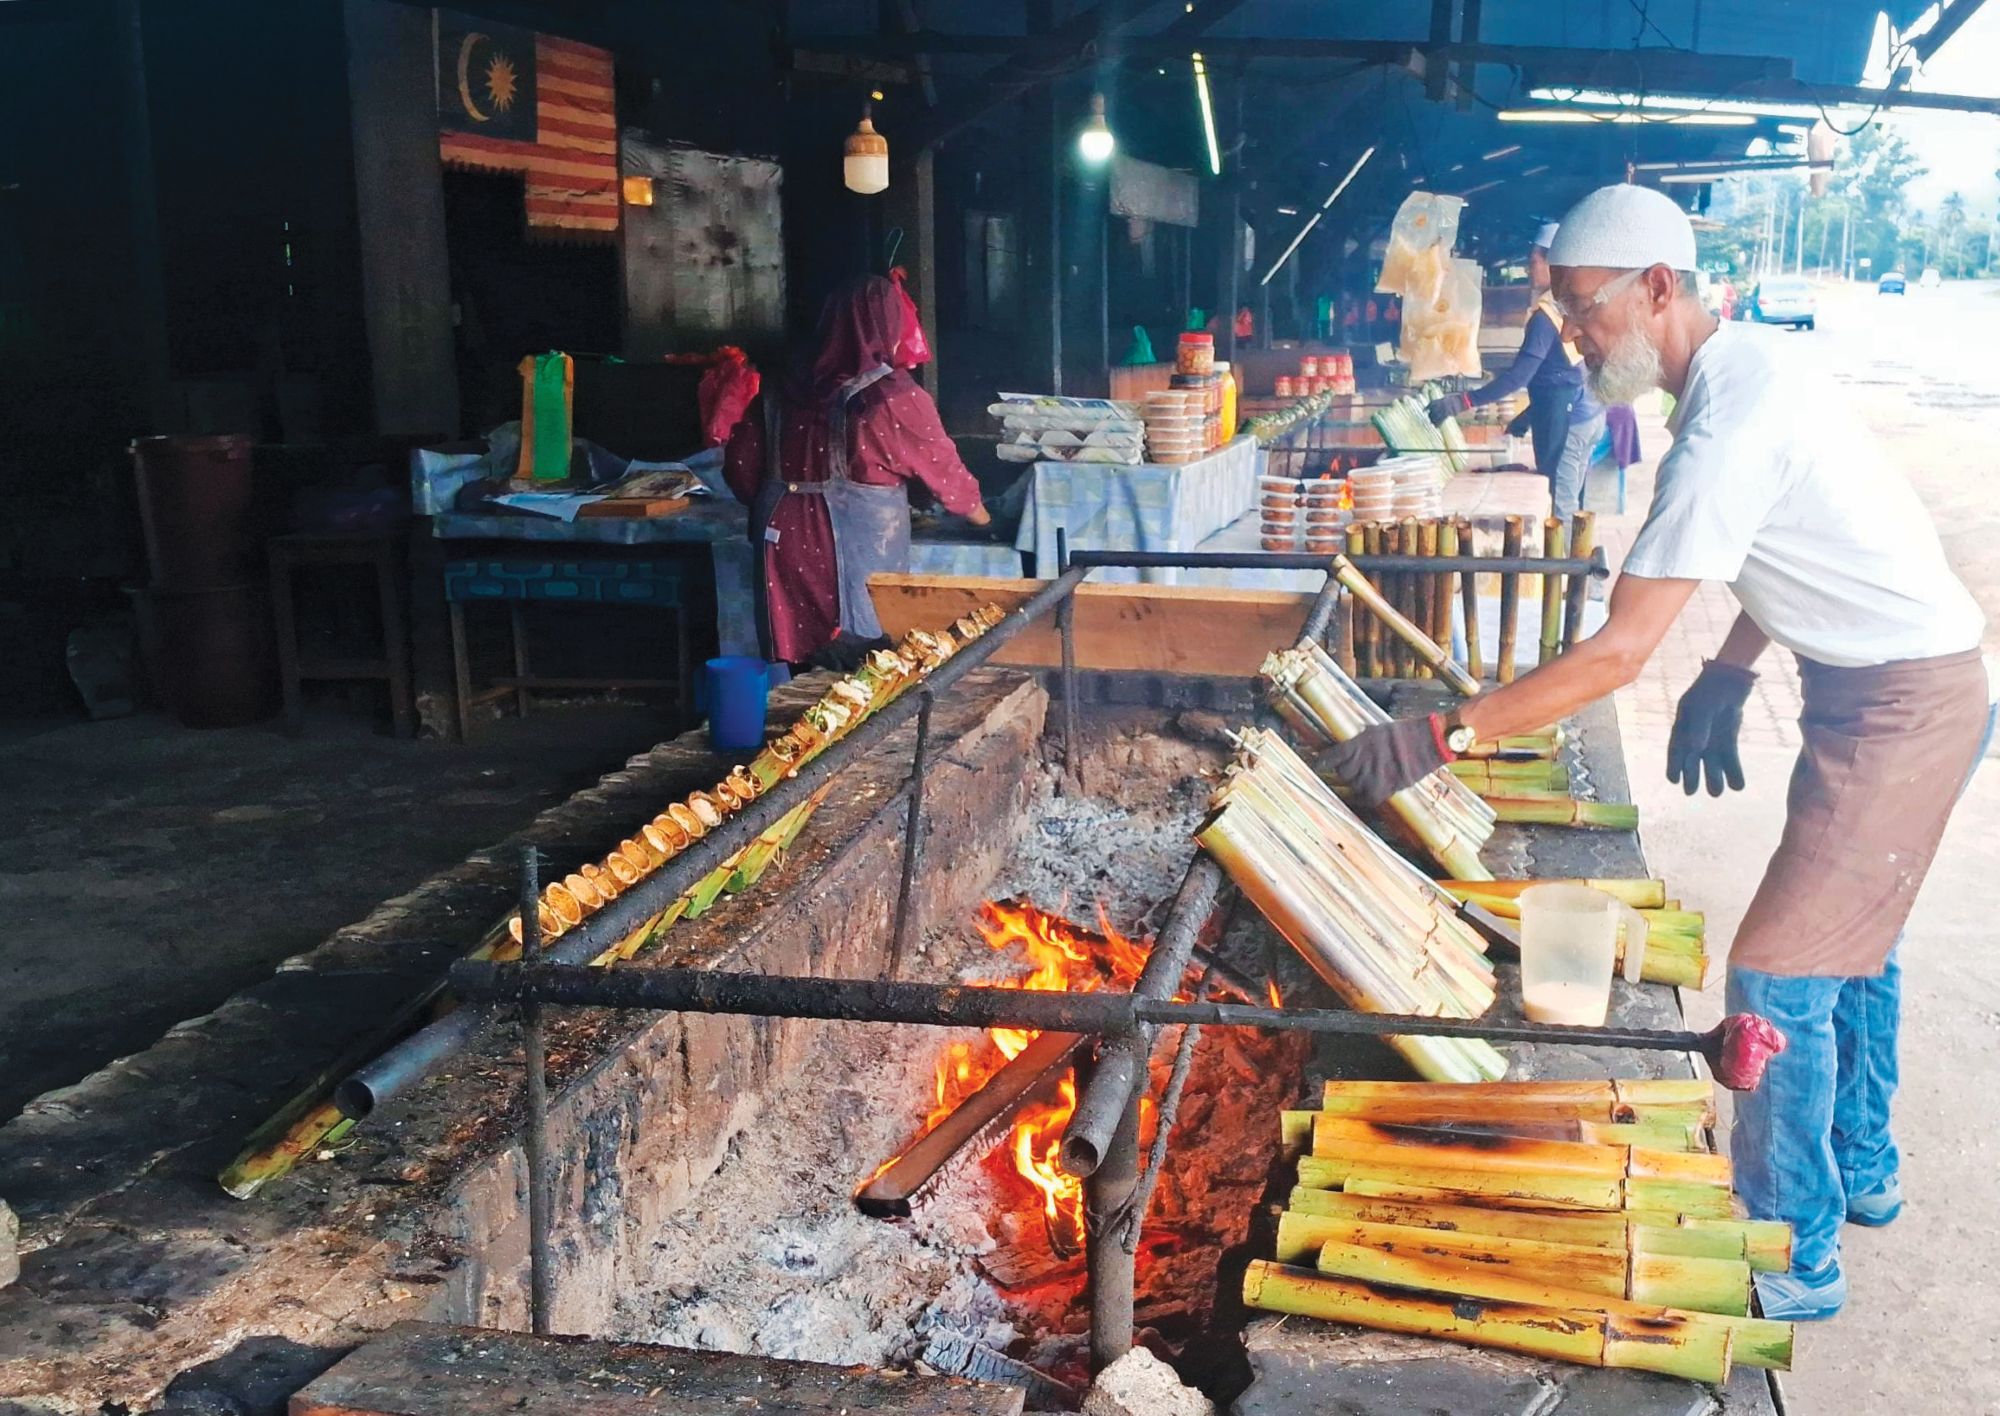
<box><xmin>1330</xmin><ymin>556</ymin><xmax>1479</xmax><ymax>696</ymax></box>
<box><xmin>1242</xmin><ymin>1262</ymin><xmax>1747</xmax><ymax>1382</ymax></box>
<box><xmin>1435</xmin><ymin>518</ymin><xmax>1460</xmax><ymax>675</ymax></box>
<box><xmin>1539</xmin><ymin>517</ymin><xmax>1567</xmax><ymax>665</ymax></box>
<box><xmin>1335</xmin><ymin>589</ymin><xmax>1358</xmax><ymax>678</ymax></box>
<box><xmin>1485</xmin><ymin>798</ymin><xmax>1639</xmax><ymax>830</ymax></box>
<box><xmin>1413</xmin><ymin>519</ymin><xmax>1438</xmax><ymax>679</ymax></box>
<box><xmin>1360</xmin><ymin>520</ymin><xmax>1385</xmax><ymax>676</ymax></box>
<box><xmin>1344</xmin><ymin>522</ymin><xmax>1375</xmax><ymax>676</ymax></box>
<box><xmin>1274</xmin><ymin>1215</ymin><xmax>1752</xmax><ymax>1314</ymax></box>
<box><xmin>1335</xmin><ymin>1172</ymin><xmax>1737</xmax><ymax>1220</ymax></box>
<box><xmin>1497</xmin><ymin>516</ymin><xmax>1524</xmax><ymax>684</ymax></box>
<box><xmin>1285</xmin><ymin>1188</ymin><xmax>1785</xmax><ymax>1270</ymax></box>
<box><xmin>1381</xmin><ymin>521</ymin><xmax>1407</xmax><ymax>676</ymax></box>
<box><xmin>1308</xmin><ymin>1121</ymin><xmax>1734</xmax><ymax>1195</ymax></box>
<box><xmin>1455</xmin><ymin>517</ymin><xmax>1483</xmax><ymax>680</ymax></box>
<box><xmin>1306</xmin><ymin>1244</ymin><xmax>1792</xmax><ymax>1371</ymax></box>
<box><xmin>1564</xmin><ymin>510</ymin><xmax>1597</xmax><ymax>649</ymax></box>
<box><xmin>1281</xmin><ymin>1110</ymin><xmax>1702</xmax><ymax>1154</ymax></box>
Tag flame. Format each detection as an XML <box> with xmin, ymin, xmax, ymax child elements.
<box><xmin>1268</xmin><ymin>979</ymin><xmax>1283</xmax><ymax>1008</ymax></box>
<box><xmin>926</xmin><ymin>900</ymin><xmax>1153</xmax><ymax>1247</ymax></box>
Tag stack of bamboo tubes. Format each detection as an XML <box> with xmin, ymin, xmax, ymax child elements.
<box><xmin>1264</xmin><ymin>640</ymin><xmax>1496</xmax><ymax>880</ymax></box>
<box><xmin>217</xmin><ymin>608</ymin><xmax>1006</xmax><ymax>1198</ymax></box>
<box><xmin>1245</xmin><ymin>1078</ymin><xmax>1795</xmax><ymax>1384</ymax></box>
<box><xmin>1437</xmin><ymin>879</ymin><xmax>1715</xmax><ymax>989</ymax></box>
<box><xmin>1337</xmin><ymin>509</ymin><xmax>1598</xmax><ymax>686</ymax></box>
<box><xmin>1196</xmin><ymin>728</ymin><xmax>1508</xmax><ymax>1084</ymax></box>
<box><xmin>1443</xmin><ymin>756</ymin><xmax>1640</xmax><ymax>830</ymax></box>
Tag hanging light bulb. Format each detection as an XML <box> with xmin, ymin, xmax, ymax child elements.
<box><xmin>844</xmin><ymin>100</ymin><xmax>889</xmax><ymax>195</ymax></box>
<box><xmin>1077</xmin><ymin>92</ymin><xmax>1115</xmax><ymax>164</ymax></box>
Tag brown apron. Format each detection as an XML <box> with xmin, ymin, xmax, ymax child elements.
<box><xmin>1731</xmin><ymin>648</ymin><xmax>1989</xmax><ymax>977</ymax></box>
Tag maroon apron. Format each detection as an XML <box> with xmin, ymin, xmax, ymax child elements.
<box><xmin>1730</xmin><ymin>648</ymin><xmax>1988</xmax><ymax>977</ymax></box>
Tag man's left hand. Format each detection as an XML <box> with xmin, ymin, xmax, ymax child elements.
<box><xmin>1314</xmin><ymin>715</ymin><xmax>1450</xmax><ymax>806</ymax></box>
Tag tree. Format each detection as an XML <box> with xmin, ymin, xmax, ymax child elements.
<box><xmin>1839</xmin><ymin>123</ymin><xmax>1928</xmax><ymax>274</ymax></box>
<box><xmin>1940</xmin><ymin>191</ymin><xmax>1967</xmax><ymax>276</ymax></box>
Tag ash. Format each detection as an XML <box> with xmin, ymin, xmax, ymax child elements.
<box><xmin>624</xmin><ymin>754</ymin><xmax>1304</xmax><ymax>1409</ymax></box>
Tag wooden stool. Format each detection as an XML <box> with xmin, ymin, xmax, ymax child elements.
<box><xmin>443</xmin><ymin>556</ymin><xmax>692</xmax><ymax>743</ymax></box>
<box><xmin>268</xmin><ymin>531</ymin><xmax>416</xmax><ymax>738</ymax></box>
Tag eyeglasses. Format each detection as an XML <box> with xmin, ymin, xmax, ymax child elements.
<box><xmin>1553</xmin><ymin>267</ymin><xmax>1646</xmax><ymax>323</ymax></box>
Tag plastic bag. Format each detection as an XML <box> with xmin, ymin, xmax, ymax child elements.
<box><xmin>698</xmin><ymin>346</ymin><xmax>762</xmax><ymax>447</ymax></box>
<box><xmin>1402</xmin><ymin>257</ymin><xmax>1483</xmax><ymax>382</ymax></box>
<box><xmin>1376</xmin><ymin>192</ymin><xmax>1466</xmax><ymax>305</ymax></box>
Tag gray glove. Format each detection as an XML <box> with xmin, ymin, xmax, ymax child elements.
<box><xmin>1666</xmin><ymin>661</ymin><xmax>1757</xmax><ymax>797</ymax></box>
<box><xmin>1315</xmin><ymin>715</ymin><xmax>1450</xmax><ymax>807</ymax></box>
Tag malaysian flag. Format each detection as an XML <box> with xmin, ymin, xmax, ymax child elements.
<box><xmin>436</xmin><ymin>11</ymin><xmax>619</xmax><ymax>236</ymax></box>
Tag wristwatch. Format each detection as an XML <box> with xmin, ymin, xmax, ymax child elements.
<box><xmin>1443</xmin><ymin>710</ymin><xmax>1478</xmax><ymax>756</ymax></box>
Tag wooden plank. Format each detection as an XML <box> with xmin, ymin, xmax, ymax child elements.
<box><xmin>575</xmin><ymin>495</ymin><xmax>690</xmax><ymax>519</ymax></box>
<box><xmin>291</xmin><ymin>1322</ymin><xmax>1024</xmax><ymax>1416</ymax></box>
<box><xmin>868</xmin><ymin>573</ymin><xmax>1313</xmax><ymax>677</ymax></box>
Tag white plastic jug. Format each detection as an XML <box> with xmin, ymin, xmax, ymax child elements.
<box><xmin>1515</xmin><ymin>884</ymin><xmax>1650</xmax><ymax>1027</ymax></box>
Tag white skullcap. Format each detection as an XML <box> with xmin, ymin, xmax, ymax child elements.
<box><xmin>1547</xmin><ymin>184</ymin><xmax>1696</xmax><ymax>271</ymax></box>
<box><xmin>1533</xmin><ymin>222</ymin><xmax>1560</xmax><ymax>250</ymax></box>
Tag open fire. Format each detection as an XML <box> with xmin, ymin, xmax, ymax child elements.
<box><xmin>922</xmin><ymin>900</ymin><xmax>1154</xmax><ymax>1247</ymax></box>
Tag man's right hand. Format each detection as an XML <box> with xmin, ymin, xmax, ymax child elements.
<box><xmin>1666</xmin><ymin>661</ymin><xmax>1758</xmax><ymax>797</ymax></box>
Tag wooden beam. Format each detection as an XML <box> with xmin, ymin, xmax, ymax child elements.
<box><xmin>290</xmin><ymin>1322</ymin><xmax>1025</xmax><ymax>1416</ymax></box>
<box><xmin>868</xmin><ymin>573</ymin><xmax>1314</xmax><ymax>676</ymax></box>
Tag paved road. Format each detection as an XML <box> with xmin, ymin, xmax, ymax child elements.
<box><xmin>1604</xmin><ymin>280</ymin><xmax>2000</xmax><ymax>1415</ymax></box>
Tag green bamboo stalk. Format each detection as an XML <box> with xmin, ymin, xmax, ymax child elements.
<box><xmin>1484</xmin><ymin>798</ymin><xmax>1639</xmax><ymax>830</ymax></box>
<box><xmin>1539</xmin><ymin>517</ymin><xmax>1566</xmax><ymax>665</ymax></box>
<box><xmin>1497</xmin><ymin>516</ymin><xmax>1524</xmax><ymax>684</ymax></box>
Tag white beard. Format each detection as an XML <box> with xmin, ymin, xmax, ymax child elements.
<box><xmin>1586</xmin><ymin>325</ymin><xmax>1665</xmax><ymax>405</ymax></box>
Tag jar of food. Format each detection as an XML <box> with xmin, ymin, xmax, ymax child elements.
<box><xmin>1300</xmin><ymin>355</ymin><xmax>1320</xmax><ymax>379</ymax></box>
<box><xmin>1176</xmin><ymin>331</ymin><xmax>1216</xmax><ymax>376</ymax></box>
<box><xmin>1274</xmin><ymin>375</ymin><xmax>1295</xmax><ymax>399</ymax></box>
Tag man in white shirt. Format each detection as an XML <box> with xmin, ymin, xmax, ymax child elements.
<box><xmin>1322</xmin><ymin>184</ymin><xmax>1992</xmax><ymax>1322</ymax></box>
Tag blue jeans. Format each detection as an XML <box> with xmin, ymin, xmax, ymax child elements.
<box><xmin>1549</xmin><ymin>410</ymin><xmax>1605</xmax><ymax>523</ymax></box>
<box><xmin>1726</xmin><ymin>703</ymin><xmax>1996</xmax><ymax>1276</ymax></box>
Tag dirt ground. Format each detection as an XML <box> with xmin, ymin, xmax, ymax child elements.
<box><xmin>1600</xmin><ymin>280</ymin><xmax>2000</xmax><ymax>1414</ymax></box>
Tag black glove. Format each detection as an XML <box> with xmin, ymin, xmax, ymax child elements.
<box><xmin>1426</xmin><ymin>393</ymin><xmax>1470</xmax><ymax>426</ymax></box>
<box><xmin>1666</xmin><ymin>661</ymin><xmax>1757</xmax><ymax>797</ymax></box>
<box><xmin>1315</xmin><ymin>715</ymin><xmax>1450</xmax><ymax>807</ymax></box>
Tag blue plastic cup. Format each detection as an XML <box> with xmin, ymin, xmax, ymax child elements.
<box><xmin>705</xmin><ymin>656</ymin><xmax>773</xmax><ymax>751</ymax></box>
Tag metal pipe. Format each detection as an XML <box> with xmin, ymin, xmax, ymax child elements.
<box><xmin>1084</xmin><ymin>1082</ymin><xmax>1142</xmax><ymax>1371</ymax></box>
<box><xmin>336</xmin><ymin>563</ymin><xmax>1094</xmax><ymax>1120</ymax></box>
<box><xmin>1057</xmin><ymin>528</ymin><xmax>1080</xmax><ymax>789</ymax></box>
<box><xmin>447</xmin><ymin>959</ymin><xmax>1753</xmax><ymax>1065</ymax></box>
<box><xmin>519</xmin><ymin>847</ymin><xmax>554</xmax><ymax>1335</ymax></box>
<box><xmin>1068</xmin><ymin>549</ymin><xmax>1604</xmax><ymax>577</ymax></box>
<box><xmin>1060</xmin><ymin>855</ymin><xmax>1227</xmax><ymax>1178</ymax></box>
<box><xmin>886</xmin><ymin>688</ymin><xmax>935</xmax><ymax>980</ymax></box>
<box><xmin>1298</xmin><ymin>571</ymin><xmax>1342</xmax><ymax>645</ymax></box>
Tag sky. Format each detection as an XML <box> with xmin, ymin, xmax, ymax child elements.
<box><xmin>1860</xmin><ymin>4</ymin><xmax>2000</xmax><ymax>221</ymax></box>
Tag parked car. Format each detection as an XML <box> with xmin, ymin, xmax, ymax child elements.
<box><xmin>1920</xmin><ymin>267</ymin><xmax>1943</xmax><ymax>289</ymax></box>
<box><xmin>1878</xmin><ymin>270</ymin><xmax>1907</xmax><ymax>294</ymax></box>
<box><xmin>1747</xmin><ymin>275</ymin><xmax>1816</xmax><ymax>329</ymax></box>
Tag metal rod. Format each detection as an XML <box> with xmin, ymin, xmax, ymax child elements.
<box><xmin>1067</xmin><ymin>549</ymin><xmax>1605</xmax><ymax>576</ymax></box>
<box><xmin>1066</xmin><ymin>855</ymin><xmax>1226</xmax><ymax>1178</ymax></box>
<box><xmin>1057</xmin><ymin>527</ymin><xmax>1080</xmax><ymax>789</ymax></box>
<box><xmin>447</xmin><ymin>961</ymin><xmax>1751</xmax><ymax>1064</ymax></box>
<box><xmin>1123</xmin><ymin>974</ymin><xmax>1208</xmax><ymax>1252</ymax></box>
<box><xmin>519</xmin><ymin>846</ymin><xmax>554</xmax><ymax>1336</ymax></box>
<box><xmin>886</xmin><ymin>688</ymin><xmax>935</xmax><ymax>980</ymax></box>
<box><xmin>336</xmin><ymin>563</ymin><xmax>1094</xmax><ymax>1121</ymax></box>
<box><xmin>1084</xmin><ymin>1080</ymin><xmax>1142</xmax><ymax>1372</ymax></box>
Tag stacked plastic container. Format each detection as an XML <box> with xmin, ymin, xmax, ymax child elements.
<box><xmin>1260</xmin><ymin>474</ymin><xmax>1301</xmax><ymax>551</ymax></box>
<box><xmin>1303</xmin><ymin>478</ymin><xmax>1347</xmax><ymax>556</ymax></box>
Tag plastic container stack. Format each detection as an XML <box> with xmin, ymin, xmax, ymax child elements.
<box><xmin>1303</xmin><ymin>479</ymin><xmax>1347</xmax><ymax>556</ymax></box>
<box><xmin>1146</xmin><ymin>389</ymin><xmax>1207</xmax><ymax>463</ymax></box>
<box><xmin>1347</xmin><ymin>465</ymin><xmax>1394</xmax><ymax>523</ymax></box>
<box><xmin>1387</xmin><ymin>454</ymin><xmax>1445</xmax><ymax>519</ymax></box>
<box><xmin>1260</xmin><ymin>474</ymin><xmax>1301</xmax><ymax>551</ymax></box>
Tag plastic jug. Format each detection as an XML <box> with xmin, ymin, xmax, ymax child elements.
<box><xmin>1515</xmin><ymin>884</ymin><xmax>1649</xmax><ymax>1027</ymax></box>
<box><xmin>704</xmin><ymin>656</ymin><xmax>775</xmax><ymax>752</ymax></box>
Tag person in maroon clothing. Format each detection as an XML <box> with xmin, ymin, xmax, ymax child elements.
<box><xmin>724</xmin><ymin>276</ymin><xmax>988</xmax><ymax>665</ymax></box>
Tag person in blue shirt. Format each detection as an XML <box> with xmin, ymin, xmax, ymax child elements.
<box><xmin>1427</xmin><ymin>223</ymin><xmax>1606</xmax><ymax>520</ymax></box>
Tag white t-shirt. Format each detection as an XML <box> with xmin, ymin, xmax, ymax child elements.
<box><xmin>1622</xmin><ymin>321</ymin><xmax>1984</xmax><ymax>668</ymax></box>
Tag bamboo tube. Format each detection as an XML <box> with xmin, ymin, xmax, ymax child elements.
<box><xmin>1485</xmin><ymin>797</ymin><xmax>1639</xmax><ymax>830</ymax></box>
<box><xmin>1311</xmin><ymin>1242</ymin><xmax>1790</xmax><ymax>1371</ymax></box>
<box><xmin>1539</xmin><ymin>517</ymin><xmax>1567</xmax><ymax>665</ymax></box>
<box><xmin>1282</xmin><ymin>1110</ymin><xmax>1701</xmax><ymax>1154</ymax></box>
<box><xmin>1438</xmin><ymin>878</ymin><xmax>1668</xmax><ymax>909</ymax></box>
<box><xmin>1456</xmin><ymin>728</ymin><xmax>1563</xmax><ymax>760</ymax></box>
<box><xmin>1311</xmin><ymin>1119</ymin><xmax>1629</xmax><ymax>1177</ymax></box>
<box><xmin>1381</xmin><ymin>521</ymin><xmax>1407</xmax><ymax>676</ymax></box>
<box><xmin>1497</xmin><ymin>515</ymin><xmax>1524</xmax><ymax>683</ymax></box>
<box><xmin>1455</xmin><ymin>517</ymin><xmax>1483</xmax><ymax>681</ymax></box>
<box><xmin>1284</xmin><ymin>1188</ymin><xmax>1780</xmax><ymax>1269</ymax></box>
<box><xmin>1345</xmin><ymin>522</ymin><xmax>1376</xmax><ymax>676</ymax></box>
<box><xmin>1361</xmin><ymin>520</ymin><xmax>1384</xmax><ymax>676</ymax></box>
<box><xmin>1298</xmin><ymin>1155</ymin><xmax>1626</xmax><ymax>1209</ymax></box>
<box><xmin>1275</xmin><ymin>1215</ymin><xmax>1751</xmax><ymax>1315</ymax></box>
<box><xmin>1320</xmin><ymin>1077</ymin><xmax>1716</xmax><ymax>1127</ymax></box>
<box><xmin>1433</xmin><ymin>519</ymin><xmax>1458</xmax><ymax>672</ymax></box>
<box><xmin>1446</xmin><ymin>762</ymin><xmax>1572</xmax><ymax>792</ymax></box>
<box><xmin>1330</xmin><ymin>556</ymin><xmax>1479</xmax><ymax>696</ymax></box>
<box><xmin>1334</xmin><ymin>589</ymin><xmax>1358</xmax><ymax>678</ymax></box>
<box><xmin>1564</xmin><ymin>510</ymin><xmax>1598</xmax><ymax>649</ymax></box>
<box><xmin>1243</xmin><ymin>1262</ymin><xmax>1620</xmax><ymax>1373</ymax></box>
<box><xmin>1412</xmin><ymin>518</ymin><xmax>1437</xmax><ymax>679</ymax></box>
